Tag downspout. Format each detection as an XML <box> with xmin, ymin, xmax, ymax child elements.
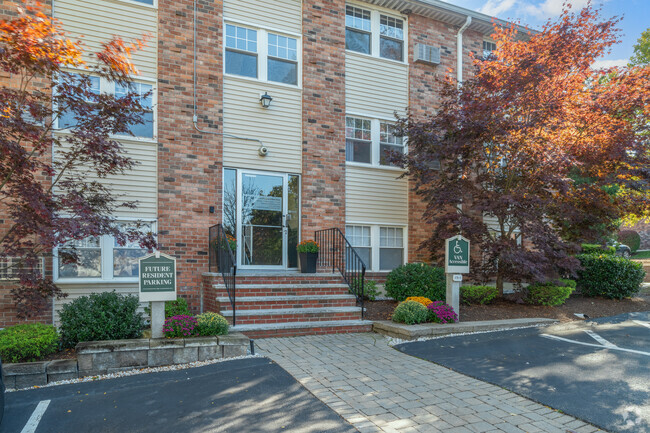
<box><xmin>192</xmin><ymin>0</ymin><xmax>264</xmax><ymax>149</ymax></box>
<box><xmin>456</xmin><ymin>16</ymin><xmax>472</xmax><ymax>88</ymax></box>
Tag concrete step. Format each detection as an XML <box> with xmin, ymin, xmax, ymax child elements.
<box><xmin>232</xmin><ymin>320</ymin><xmax>373</xmax><ymax>339</ymax></box>
<box><xmin>212</xmin><ymin>283</ymin><xmax>351</xmax><ymax>297</ymax></box>
<box><xmin>217</xmin><ymin>294</ymin><xmax>358</xmax><ymax>311</ymax></box>
<box><xmin>204</xmin><ymin>272</ymin><xmax>345</xmax><ymax>286</ymax></box>
<box><xmin>222</xmin><ymin>306</ymin><xmax>362</xmax><ymax>325</ymax></box>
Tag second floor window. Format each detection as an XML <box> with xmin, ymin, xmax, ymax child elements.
<box><xmin>483</xmin><ymin>40</ymin><xmax>497</xmax><ymax>59</ymax></box>
<box><xmin>225</xmin><ymin>23</ymin><xmax>300</xmax><ymax>86</ymax></box>
<box><xmin>345</xmin><ymin>5</ymin><xmax>406</xmax><ymax>62</ymax></box>
<box><xmin>346</xmin><ymin>117</ymin><xmax>372</xmax><ymax>163</ymax></box>
<box><xmin>346</xmin><ymin>116</ymin><xmax>405</xmax><ymax>166</ymax></box>
<box><xmin>115</xmin><ymin>82</ymin><xmax>154</xmax><ymax>138</ymax></box>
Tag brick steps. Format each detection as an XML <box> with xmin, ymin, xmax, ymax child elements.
<box><xmin>222</xmin><ymin>307</ymin><xmax>362</xmax><ymax>325</ymax></box>
<box><xmin>217</xmin><ymin>294</ymin><xmax>357</xmax><ymax>310</ymax></box>
<box><xmin>232</xmin><ymin>320</ymin><xmax>373</xmax><ymax>339</ymax></box>
<box><xmin>212</xmin><ymin>283</ymin><xmax>351</xmax><ymax>297</ymax></box>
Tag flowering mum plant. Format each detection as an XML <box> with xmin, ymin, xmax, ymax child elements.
<box><xmin>427</xmin><ymin>301</ymin><xmax>458</xmax><ymax>324</ymax></box>
<box><xmin>163</xmin><ymin>315</ymin><xmax>198</xmax><ymax>338</ymax></box>
<box><xmin>297</xmin><ymin>240</ymin><xmax>319</xmax><ymax>253</ymax></box>
<box><xmin>405</xmin><ymin>296</ymin><xmax>433</xmax><ymax>308</ymax></box>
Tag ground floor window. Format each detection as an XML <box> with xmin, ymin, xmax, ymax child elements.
<box><xmin>54</xmin><ymin>220</ymin><xmax>156</xmax><ymax>282</ymax></box>
<box><xmin>346</xmin><ymin>224</ymin><xmax>406</xmax><ymax>272</ymax></box>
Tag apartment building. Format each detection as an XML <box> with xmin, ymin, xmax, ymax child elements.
<box><xmin>0</xmin><ymin>0</ymin><xmax>524</xmax><ymax>334</ymax></box>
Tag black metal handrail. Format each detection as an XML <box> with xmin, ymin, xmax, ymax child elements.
<box><xmin>209</xmin><ymin>224</ymin><xmax>237</xmax><ymax>326</ymax></box>
<box><xmin>315</xmin><ymin>227</ymin><xmax>366</xmax><ymax>319</ymax></box>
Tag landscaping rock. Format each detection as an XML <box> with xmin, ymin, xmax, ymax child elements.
<box><xmin>76</xmin><ymin>339</ymin><xmax>149</xmax><ymax>354</ymax></box>
<box><xmin>77</xmin><ymin>354</ymin><xmax>93</xmax><ymax>371</ymax></box>
<box><xmin>173</xmin><ymin>347</ymin><xmax>198</xmax><ymax>364</ymax></box>
<box><xmin>184</xmin><ymin>337</ymin><xmax>218</xmax><ymax>347</ymax></box>
<box><xmin>218</xmin><ymin>333</ymin><xmax>248</xmax><ymax>346</ymax></box>
<box><xmin>47</xmin><ymin>359</ymin><xmax>77</xmax><ymax>374</ymax></box>
<box><xmin>149</xmin><ymin>338</ymin><xmax>184</xmax><ymax>349</ymax></box>
<box><xmin>198</xmin><ymin>345</ymin><xmax>221</xmax><ymax>361</ymax></box>
<box><xmin>3</xmin><ymin>361</ymin><xmax>47</xmax><ymax>375</ymax></box>
<box><xmin>116</xmin><ymin>350</ymin><xmax>148</xmax><ymax>368</ymax></box>
<box><xmin>222</xmin><ymin>345</ymin><xmax>247</xmax><ymax>358</ymax></box>
<box><xmin>148</xmin><ymin>348</ymin><xmax>174</xmax><ymax>367</ymax></box>
<box><xmin>91</xmin><ymin>352</ymin><xmax>118</xmax><ymax>372</ymax></box>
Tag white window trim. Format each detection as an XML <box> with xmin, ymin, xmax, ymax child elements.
<box><xmin>345</xmin><ymin>2</ymin><xmax>409</xmax><ymax>65</ymax></box>
<box><xmin>108</xmin><ymin>0</ymin><xmax>157</xmax><ymax>9</ymax></box>
<box><xmin>53</xmin><ymin>219</ymin><xmax>157</xmax><ymax>284</ymax></box>
<box><xmin>223</xmin><ymin>21</ymin><xmax>302</xmax><ymax>88</ymax></box>
<box><xmin>346</xmin><ymin>223</ymin><xmax>408</xmax><ymax>272</ymax></box>
<box><xmin>345</xmin><ymin>115</ymin><xmax>406</xmax><ymax>168</ymax></box>
<box><xmin>54</xmin><ymin>71</ymin><xmax>158</xmax><ymax>143</ymax></box>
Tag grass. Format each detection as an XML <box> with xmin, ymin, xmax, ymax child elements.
<box><xmin>632</xmin><ymin>250</ymin><xmax>650</xmax><ymax>259</ymax></box>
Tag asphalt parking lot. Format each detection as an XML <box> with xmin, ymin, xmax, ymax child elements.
<box><xmin>396</xmin><ymin>312</ymin><xmax>650</xmax><ymax>433</ymax></box>
<box><xmin>2</xmin><ymin>357</ymin><xmax>355</xmax><ymax>433</ymax></box>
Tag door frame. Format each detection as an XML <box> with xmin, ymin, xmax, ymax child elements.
<box><xmin>234</xmin><ymin>168</ymin><xmax>300</xmax><ymax>270</ymax></box>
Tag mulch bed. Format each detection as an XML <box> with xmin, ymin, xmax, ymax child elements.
<box><xmin>39</xmin><ymin>348</ymin><xmax>77</xmax><ymax>362</ymax></box>
<box><xmin>364</xmin><ymin>294</ymin><xmax>650</xmax><ymax>323</ymax></box>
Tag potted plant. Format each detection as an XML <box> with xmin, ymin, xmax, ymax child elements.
<box><xmin>297</xmin><ymin>240</ymin><xmax>319</xmax><ymax>273</ymax></box>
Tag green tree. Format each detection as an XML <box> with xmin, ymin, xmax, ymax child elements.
<box><xmin>629</xmin><ymin>28</ymin><xmax>650</xmax><ymax>66</ymax></box>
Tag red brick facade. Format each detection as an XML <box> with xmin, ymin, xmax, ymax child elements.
<box><xmin>156</xmin><ymin>0</ymin><xmax>224</xmax><ymax>313</ymax></box>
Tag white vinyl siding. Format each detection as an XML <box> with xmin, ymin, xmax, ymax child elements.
<box><xmin>346</xmin><ymin>52</ymin><xmax>409</xmax><ymax>119</ymax></box>
<box><xmin>346</xmin><ymin>165</ymin><xmax>408</xmax><ymax>224</ymax></box>
<box><xmin>222</xmin><ymin>77</ymin><xmax>302</xmax><ymax>172</ymax></box>
<box><xmin>224</xmin><ymin>0</ymin><xmax>302</xmax><ymax>35</ymax></box>
<box><xmin>53</xmin><ymin>0</ymin><xmax>158</xmax><ymax>78</ymax></box>
<box><xmin>52</xmin><ymin>139</ymin><xmax>158</xmax><ymax>219</ymax></box>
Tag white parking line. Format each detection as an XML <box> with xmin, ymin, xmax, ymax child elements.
<box><xmin>540</xmin><ymin>334</ymin><xmax>650</xmax><ymax>357</ymax></box>
<box><xmin>20</xmin><ymin>399</ymin><xmax>50</xmax><ymax>433</ymax></box>
<box><xmin>633</xmin><ymin>320</ymin><xmax>650</xmax><ymax>329</ymax></box>
<box><xmin>584</xmin><ymin>330</ymin><xmax>618</xmax><ymax>348</ymax></box>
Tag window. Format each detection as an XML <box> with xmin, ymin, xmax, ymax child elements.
<box><xmin>224</xmin><ymin>23</ymin><xmax>300</xmax><ymax>86</ymax></box>
<box><xmin>345</xmin><ymin>5</ymin><xmax>406</xmax><ymax>62</ymax></box>
<box><xmin>345</xmin><ymin>117</ymin><xmax>372</xmax><ymax>163</ymax></box>
<box><xmin>346</xmin><ymin>225</ymin><xmax>406</xmax><ymax>271</ymax></box>
<box><xmin>58</xmin><ymin>237</ymin><xmax>102</xmax><ymax>279</ymax></box>
<box><xmin>58</xmin><ymin>75</ymin><xmax>100</xmax><ymax>129</ymax></box>
<box><xmin>380</xmin><ymin>227</ymin><xmax>403</xmax><ymax>270</ymax></box>
<box><xmin>225</xmin><ymin>24</ymin><xmax>258</xmax><ymax>78</ymax></box>
<box><xmin>346</xmin><ymin>117</ymin><xmax>405</xmax><ymax>166</ymax></box>
<box><xmin>379</xmin><ymin>122</ymin><xmax>404</xmax><ymax>166</ymax></box>
<box><xmin>55</xmin><ymin>221</ymin><xmax>155</xmax><ymax>281</ymax></box>
<box><xmin>268</xmin><ymin>33</ymin><xmax>298</xmax><ymax>85</ymax></box>
<box><xmin>346</xmin><ymin>225</ymin><xmax>371</xmax><ymax>268</ymax></box>
<box><xmin>57</xmin><ymin>74</ymin><xmax>156</xmax><ymax>139</ymax></box>
<box><xmin>346</xmin><ymin>6</ymin><xmax>371</xmax><ymax>54</ymax></box>
<box><xmin>132</xmin><ymin>0</ymin><xmax>154</xmax><ymax>4</ymax></box>
<box><xmin>483</xmin><ymin>40</ymin><xmax>497</xmax><ymax>59</ymax></box>
<box><xmin>379</xmin><ymin>15</ymin><xmax>404</xmax><ymax>61</ymax></box>
<box><xmin>115</xmin><ymin>82</ymin><xmax>154</xmax><ymax>138</ymax></box>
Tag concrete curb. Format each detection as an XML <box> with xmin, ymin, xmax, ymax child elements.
<box><xmin>372</xmin><ymin>318</ymin><xmax>558</xmax><ymax>340</ymax></box>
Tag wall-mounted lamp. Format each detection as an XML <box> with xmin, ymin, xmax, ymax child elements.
<box><xmin>259</xmin><ymin>92</ymin><xmax>273</xmax><ymax>109</ymax></box>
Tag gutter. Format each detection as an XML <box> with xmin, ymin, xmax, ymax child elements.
<box><xmin>456</xmin><ymin>15</ymin><xmax>472</xmax><ymax>88</ymax></box>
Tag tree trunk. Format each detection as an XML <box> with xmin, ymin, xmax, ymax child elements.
<box><xmin>496</xmin><ymin>272</ymin><xmax>504</xmax><ymax>297</ymax></box>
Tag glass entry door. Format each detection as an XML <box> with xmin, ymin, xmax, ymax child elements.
<box><xmin>228</xmin><ymin>169</ymin><xmax>299</xmax><ymax>269</ymax></box>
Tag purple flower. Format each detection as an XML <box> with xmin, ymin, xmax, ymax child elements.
<box><xmin>427</xmin><ymin>302</ymin><xmax>458</xmax><ymax>323</ymax></box>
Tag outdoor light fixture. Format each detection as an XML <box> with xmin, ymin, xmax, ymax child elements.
<box><xmin>259</xmin><ymin>92</ymin><xmax>273</xmax><ymax>109</ymax></box>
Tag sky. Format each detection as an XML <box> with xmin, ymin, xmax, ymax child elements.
<box><xmin>443</xmin><ymin>0</ymin><xmax>649</xmax><ymax>67</ymax></box>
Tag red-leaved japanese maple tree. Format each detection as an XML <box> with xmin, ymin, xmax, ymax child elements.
<box><xmin>0</xmin><ymin>4</ymin><xmax>156</xmax><ymax>316</ymax></box>
<box><xmin>398</xmin><ymin>3</ymin><xmax>650</xmax><ymax>294</ymax></box>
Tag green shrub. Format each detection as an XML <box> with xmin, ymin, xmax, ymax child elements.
<box><xmin>350</xmin><ymin>278</ymin><xmax>379</xmax><ymax>301</ymax></box>
<box><xmin>580</xmin><ymin>243</ymin><xmax>615</xmax><ymax>256</ymax></box>
<box><xmin>618</xmin><ymin>230</ymin><xmax>641</xmax><ymax>253</ymax></box>
<box><xmin>59</xmin><ymin>292</ymin><xmax>145</xmax><ymax>348</ymax></box>
<box><xmin>195</xmin><ymin>312</ymin><xmax>229</xmax><ymax>336</ymax></box>
<box><xmin>576</xmin><ymin>254</ymin><xmax>646</xmax><ymax>299</ymax></box>
<box><xmin>146</xmin><ymin>297</ymin><xmax>191</xmax><ymax>319</ymax></box>
<box><xmin>525</xmin><ymin>281</ymin><xmax>575</xmax><ymax>306</ymax></box>
<box><xmin>385</xmin><ymin>263</ymin><xmax>445</xmax><ymax>302</ymax></box>
<box><xmin>392</xmin><ymin>300</ymin><xmax>429</xmax><ymax>325</ymax></box>
<box><xmin>0</xmin><ymin>323</ymin><xmax>59</xmax><ymax>363</ymax></box>
<box><xmin>460</xmin><ymin>285</ymin><xmax>498</xmax><ymax>305</ymax></box>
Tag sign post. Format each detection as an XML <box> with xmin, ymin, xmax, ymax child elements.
<box><xmin>139</xmin><ymin>252</ymin><xmax>177</xmax><ymax>338</ymax></box>
<box><xmin>445</xmin><ymin>235</ymin><xmax>470</xmax><ymax>320</ymax></box>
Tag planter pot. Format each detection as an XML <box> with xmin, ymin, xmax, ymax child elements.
<box><xmin>299</xmin><ymin>252</ymin><xmax>318</xmax><ymax>273</ymax></box>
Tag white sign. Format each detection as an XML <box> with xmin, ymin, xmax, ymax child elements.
<box><xmin>453</xmin><ymin>274</ymin><xmax>463</xmax><ymax>282</ymax></box>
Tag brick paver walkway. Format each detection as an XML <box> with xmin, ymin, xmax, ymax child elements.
<box><xmin>257</xmin><ymin>333</ymin><xmax>603</xmax><ymax>433</ymax></box>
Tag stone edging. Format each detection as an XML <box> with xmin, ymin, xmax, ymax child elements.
<box><xmin>372</xmin><ymin>318</ymin><xmax>558</xmax><ymax>340</ymax></box>
<box><xmin>2</xmin><ymin>333</ymin><xmax>249</xmax><ymax>389</ymax></box>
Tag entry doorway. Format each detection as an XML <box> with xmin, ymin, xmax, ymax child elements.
<box><xmin>222</xmin><ymin>168</ymin><xmax>300</xmax><ymax>269</ymax></box>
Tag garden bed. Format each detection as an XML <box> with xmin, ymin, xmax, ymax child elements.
<box><xmin>365</xmin><ymin>293</ymin><xmax>650</xmax><ymax>323</ymax></box>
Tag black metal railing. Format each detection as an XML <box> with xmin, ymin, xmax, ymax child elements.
<box><xmin>209</xmin><ymin>224</ymin><xmax>237</xmax><ymax>325</ymax></box>
<box><xmin>315</xmin><ymin>228</ymin><xmax>367</xmax><ymax>319</ymax></box>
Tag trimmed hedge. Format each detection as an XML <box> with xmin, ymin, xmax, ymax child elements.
<box><xmin>385</xmin><ymin>263</ymin><xmax>445</xmax><ymax>302</ymax></box>
<box><xmin>392</xmin><ymin>301</ymin><xmax>429</xmax><ymax>325</ymax></box>
<box><xmin>581</xmin><ymin>244</ymin><xmax>615</xmax><ymax>256</ymax></box>
<box><xmin>460</xmin><ymin>285</ymin><xmax>498</xmax><ymax>305</ymax></box>
<box><xmin>576</xmin><ymin>254</ymin><xmax>645</xmax><ymax>299</ymax></box>
<box><xmin>0</xmin><ymin>323</ymin><xmax>59</xmax><ymax>363</ymax></box>
<box><xmin>59</xmin><ymin>292</ymin><xmax>145</xmax><ymax>348</ymax></box>
<box><xmin>525</xmin><ymin>280</ymin><xmax>575</xmax><ymax>306</ymax></box>
<box><xmin>618</xmin><ymin>230</ymin><xmax>641</xmax><ymax>253</ymax></box>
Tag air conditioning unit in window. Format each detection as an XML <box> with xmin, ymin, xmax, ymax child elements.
<box><xmin>415</xmin><ymin>43</ymin><xmax>441</xmax><ymax>66</ymax></box>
